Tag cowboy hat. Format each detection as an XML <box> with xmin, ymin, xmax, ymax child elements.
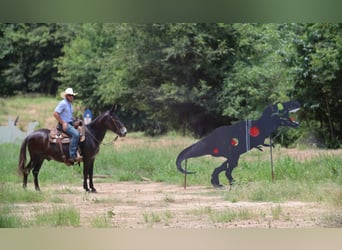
<box><xmin>60</xmin><ymin>87</ymin><xmax>78</xmax><ymax>98</ymax></box>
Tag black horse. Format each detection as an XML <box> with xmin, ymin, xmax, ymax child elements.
<box><xmin>176</xmin><ymin>101</ymin><xmax>300</xmax><ymax>188</ymax></box>
<box><xmin>18</xmin><ymin>104</ymin><xmax>127</xmax><ymax>192</ymax></box>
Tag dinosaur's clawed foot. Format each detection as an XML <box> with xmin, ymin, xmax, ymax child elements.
<box><xmin>211</xmin><ymin>179</ymin><xmax>225</xmax><ymax>189</ymax></box>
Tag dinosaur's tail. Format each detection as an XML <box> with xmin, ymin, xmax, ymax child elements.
<box><xmin>176</xmin><ymin>145</ymin><xmax>197</xmax><ymax>175</ymax></box>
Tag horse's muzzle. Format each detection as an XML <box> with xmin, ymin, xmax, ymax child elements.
<box><xmin>119</xmin><ymin>127</ymin><xmax>127</xmax><ymax>137</ymax></box>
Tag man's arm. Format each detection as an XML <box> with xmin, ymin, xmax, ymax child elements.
<box><xmin>53</xmin><ymin>111</ymin><xmax>68</xmax><ymax>131</ymax></box>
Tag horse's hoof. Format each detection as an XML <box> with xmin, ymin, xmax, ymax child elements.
<box><xmin>91</xmin><ymin>189</ymin><xmax>97</xmax><ymax>193</ymax></box>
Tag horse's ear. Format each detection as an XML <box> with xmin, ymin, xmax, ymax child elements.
<box><xmin>110</xmin><ymin>104</ymin><xmax>117</xmax><ymax>113</ymax></box>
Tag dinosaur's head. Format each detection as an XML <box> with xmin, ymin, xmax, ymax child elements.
<box><xmin>263</xmin><ymin>100</ymin><xmax>301</xmax><ymax>128</ymax></box>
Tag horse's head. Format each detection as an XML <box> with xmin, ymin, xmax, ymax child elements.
<box><xmin>106</xmin><ymin>104</ymin><xmax>127</xmax><ymax>137</ymax></box>
<box><xmin>262</xmin><ymin>100</ymin><xmax>300</xmax><ymax>128</ymax></box>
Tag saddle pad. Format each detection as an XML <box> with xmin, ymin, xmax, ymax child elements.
<box><xmin>49</xmin><ymin>126</ymin><xmax>85</xmax><ymax>144</ymax></box>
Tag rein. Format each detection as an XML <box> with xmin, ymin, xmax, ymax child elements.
<box><xmin>102</xmin><ymin>135</ymin><xmax>119</xmax><ymax>145</ymax></box>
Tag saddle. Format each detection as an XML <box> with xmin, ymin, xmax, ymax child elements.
<box><xmin>48</xmin><ymin>124</ymin><xmax>85</xmax><ymax>166</ymax></box>
<box><xmin>49</xmin><ymin>125</ymin><xmax>85</xmax><ymax>144</ymax></box>
<box><xmin>49</xmin><ymin>126</ymin><xmax>85</xmax><ymax>144</ymax></box>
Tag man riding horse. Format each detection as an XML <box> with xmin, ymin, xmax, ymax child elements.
<box><xmin>19</xmin><ymin>101</ymin><xmax>127</xmax><ymax>192</ymax></box>
<box><xmin>53</xmin><ymin>87</ymin><xmax>82</xmax><ymax>164</ymax></box>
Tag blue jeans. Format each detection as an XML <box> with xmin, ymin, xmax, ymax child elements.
<box><xmin>65</xmin><ymin>123</ymin><xmax>80</xmax><ymax>158</ymax></box>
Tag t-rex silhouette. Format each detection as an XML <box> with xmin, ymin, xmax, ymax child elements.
<box><xmin>176</xmin><ymin>100</ymin><xmax>300</xmax><ymax>188</ymax></box>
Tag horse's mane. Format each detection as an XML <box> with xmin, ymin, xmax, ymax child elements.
<box><xmin>86</xmin><ymin>111</ymin><xmax>109</xmax><ymax>127</ymax></box>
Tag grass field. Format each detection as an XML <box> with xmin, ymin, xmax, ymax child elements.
<box><xmin>0</xmin><ymin>95</ymin><xmax>341</xmax><ymax>227</ymax></box>
<box><xmin>0</xmin><ymin>95</ymin><xmax>58</xmax><ymax>130</ymax></box>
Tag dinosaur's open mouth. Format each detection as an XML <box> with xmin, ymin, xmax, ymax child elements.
<box><xmin>289</xmin><ymin>108</ymin><xmax>300</xmax><ymax>125</ymax></box>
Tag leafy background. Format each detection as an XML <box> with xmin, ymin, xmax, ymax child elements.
<box><xmin>1</xmin><ymin>23</ymin><xmax>342</xmax><ymax>147</ymax></box>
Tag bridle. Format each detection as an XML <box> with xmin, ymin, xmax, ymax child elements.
<box><xmin>84</xmin><ymin>113</ymin><xmax>125</xmax><ymax>145</ymax></box>
<box><xmin>109</xmin><ymin>115</ymin><xmax>123</xmax><ymax>134</ymax></box>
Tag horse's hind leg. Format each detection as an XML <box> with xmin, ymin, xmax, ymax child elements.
<box><xmin>22</xmin><ymin>160</ymin><xmax>34</xmax><ymax>189</ymax></box>
<box><xmin>32</xmin><ymin>159</ymin><xmax>44</xmax><ymax>191</ymax></box>
<box><xmin>23</xmin><ymin>173</ymin><xmax>29</xmax><ymax>189</ymax></box>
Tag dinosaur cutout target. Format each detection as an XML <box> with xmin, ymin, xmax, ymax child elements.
<box><xmin>176</xmin><ymin>100</ymin><xmax>300</xmax><ymax>188</ymax></box>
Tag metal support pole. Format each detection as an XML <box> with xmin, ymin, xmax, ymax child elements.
<box><xmin>184</xmin><ymin>159</ymin><xmax>187</xmax><ymax>189</ymax></box>
<box><xmin>270</xmin><ymin>136</ymin><xmax>275</xmax><ymax>183</ymax></box>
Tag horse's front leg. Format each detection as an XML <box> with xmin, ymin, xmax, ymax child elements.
<box><xmin>83</xmin><ymin>160</ymin><xmax>97</xmax><ymax>193</ymax></box>
<box><xmin>88</xmin><ymin>160</ymin><xmax>97</xmax><ymax>193</ymax></box>
<box><xmin>82</xmin><ymin>162</ymin><xmax>90</xmax><ymax>192</ymax></box>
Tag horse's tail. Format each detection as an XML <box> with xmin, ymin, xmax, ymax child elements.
<box><xmin>176</xmin><ymin>146</ymin><xmax>196</xmax><ymax>175</ymax></box>
<box><xmin>18</xmin><ymin>136</ymin><xmax>28</xmax><ymax>175</ymax></box>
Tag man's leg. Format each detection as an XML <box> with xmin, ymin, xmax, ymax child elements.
<box><xmin>65</xmin><ymin>124</ymin><xmax>80</xmax><ymax>160</ymax></box>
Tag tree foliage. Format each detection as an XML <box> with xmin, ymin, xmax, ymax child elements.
<box><xmin>1</xmin><ymin>23</ymin><xmax>342</xmax><ymax>147</ymax></box>
<box><xmin>219</xmin><ymin>24</ymin><xmax>294</xmax><ymax>119</ymax></box>
<box><xmin>290</xmin><ymin>23</ymin><xmax>342</xmax><ymax>148</ymax></box>
<box><xmin>0</xmin><ymin>23</ymin><xmax>72</xmax><ymax>96</ymax></box>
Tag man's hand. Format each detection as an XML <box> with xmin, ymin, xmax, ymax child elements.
<box><xmin>62</xmin><ymin>122</ymin><xmax>68</xmax><ymax>131</ymax></box>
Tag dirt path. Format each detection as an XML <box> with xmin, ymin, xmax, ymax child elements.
<box><xmin>21</xmin><ymin>181</ymin><xmax>334</xmax><ymax>228</ymax></box>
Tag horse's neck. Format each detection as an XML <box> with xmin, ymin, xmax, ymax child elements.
<box><xmin>86</xmin><ymin>123</ymin><xmax>107</xmax><ymax>143</ymax></box>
